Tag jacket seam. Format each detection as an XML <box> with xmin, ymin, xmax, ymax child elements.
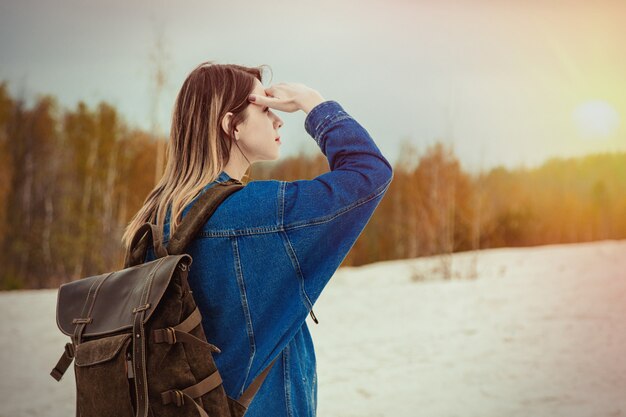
<box><xmin>279</xmin><ymin>230</ymin><xmax>315</xmax><ymax>313</ymax></box>
<box><xmin>277</xmin><ymin>176</ymin><xmax>391</xmax><ymax>315</ymax></box>
<box><xmin>283</xmin><ymin>344</ymin><xmax>294</xmax><ymax>417</ymax></box>
<box><xmin>158</xmin><ymin>175</ymin><xmax>392</xmax><ymax>238</ymax></box>
<box><xmin>281</xmin><ymin>175</ymin><xmax>392</xmax><ymax>231</ymax></box>
<box><xmin>278</xmin><ymin>181</ymin><xmax>285</xmax><ymax>227</ymax></box>
<box><xmin>231</xmin><ymin>236</ymin><xmax>257</xmax><ymax>398</ymax></box>
<box><xmin>304</xmin><ymin>101</ymin><xmax>346</xmax><ymax>140</ymax></box>
<box><xmin>311</xmin><ymin>113</ymin><xmax>353</xmax><ymax>148</ymax></box>
<box><xmin>304</xmin><ymin>100</ymin><xmax>339</xmax><ymax>128</ymax></box>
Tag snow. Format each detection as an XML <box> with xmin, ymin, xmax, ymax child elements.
<box><xmin>1</xmin><ymin>240</ymin><xmax>625</xmax><ymax>417</ymax></box>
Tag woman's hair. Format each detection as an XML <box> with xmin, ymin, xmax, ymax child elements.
<box><xmin>121</xmin><ymin>61</ymin><xmax>269</xmax><ymax>251</ymax></box>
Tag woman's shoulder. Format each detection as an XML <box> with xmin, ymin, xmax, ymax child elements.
<box><xmin>196</xmin><ymin>178</ymin><xmax>283</xmax><ymax>234</ymax></box>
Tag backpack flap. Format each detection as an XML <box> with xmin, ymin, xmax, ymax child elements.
<box><xmin>55</xmin><ymin>254</ymin><xmax>191</xmax><ymax>338</ymax></box>
<box><xmin>74</xmin><ymin>332</ymin><xmax>132</xmax><ymax>367</ymax></box>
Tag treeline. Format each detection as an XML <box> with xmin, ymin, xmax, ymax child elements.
<box><xmin>0</xmin><ymin>82</ymin><xmax>624</xmax><ymax>289</ymax></box>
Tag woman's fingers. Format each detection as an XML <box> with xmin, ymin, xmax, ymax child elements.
<box><xmin>248</xmin><ymin>94</ymin><xmax>278</xmax><ymax>107</ymax></box>
<box><xmin>248</xmin><ymin>84</ymin><xmax>281</xmax><ymax>104</ymax></box>
<box><xmin>247</xmin><ymin>82</ymin><xmax>322</xmax><ymax>113</ymax></box>
<box><xmin>248</xmin><ymin>91</ymin><xmax>298</xmax><ymax>113</ymax></box>
<box><xmin>264</xmin><ymin>84</ymin><xmax>280</xmax><ymax>97</ymax></box>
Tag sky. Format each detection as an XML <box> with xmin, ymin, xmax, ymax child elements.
<box><xmin>1</xmin><ymin>0</ymin><xmax>625</xmax><ymax>174</ymax></box>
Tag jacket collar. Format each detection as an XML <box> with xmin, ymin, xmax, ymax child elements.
<box><xmin>216</xmin><ymin>170</ymin><xmax>231</xmax><ymax>182</ymax></box>
<box><xmin>163</xmin><ymin>171</ymin><xmax>235</xmax><ymax>227</ymax></box>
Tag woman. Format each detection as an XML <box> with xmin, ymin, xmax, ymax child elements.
<box><xmin>122</xmin><ymin>61</ymin><xmax>393</xmax><ymax>417</ymax></box>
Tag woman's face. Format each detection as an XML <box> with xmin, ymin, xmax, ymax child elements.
<box><xmin>233</xmin><ymin>79</ymin><xmax>284</xmax><ymax>162</ymax></box>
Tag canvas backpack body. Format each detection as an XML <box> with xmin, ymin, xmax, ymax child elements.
<box><xmin>50</xmin><ymin>178</ymin><xmax>277</xmax><ymax>417</ymax></box>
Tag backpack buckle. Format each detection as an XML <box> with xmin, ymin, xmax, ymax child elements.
<box><xmin>161</xmin><ymin>389</ymin><xmax>185</xmax><ymax>407</ymax></box>
<box><xmin>166</xmin><ymin>327</ymin><xmax>176</xmax><ymax>344</ymax></box>
<box><xmin>64</xmin><ymin>342</ymin><xmax>75</xmax><ymax>358</ymax></box>
<box><xmin>132</xmin><ymin>303</ymin><xmax>151</xmax><ymax>314</ymax></box>
<box><xmin>173</xmin><ymin>390</ymin><xmax>185</xmax><ymax>407</ymax></box>
<box><xmin>153</xmin><ymin>327</ymin><xmax>177</xmax><ymax>344</ymax></box>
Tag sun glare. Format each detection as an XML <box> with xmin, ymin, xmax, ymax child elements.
<box><xmin>572</xmin><ymin>100</ymin><xmax>620</xmax><ymax>139</ymax></box>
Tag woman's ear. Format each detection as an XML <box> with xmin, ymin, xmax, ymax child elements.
<box><xmin>221</xmin><ymin>112</ymin><xmax>233</xmax><ymax>137</ymax></box>
<box><xmin>222</xmin><ymin>112</ymin><xmax>239</xmax><ymax>140</ymax></box>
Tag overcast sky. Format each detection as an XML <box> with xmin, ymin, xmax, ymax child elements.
<box><xmin>1</xmin><ymin>0</ymin><xmax>624</xmax><ymax>174</ymax></box>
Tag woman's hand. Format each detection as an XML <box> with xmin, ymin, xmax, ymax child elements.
<box><xmin>248</xmin><ymin>82</ymin><xmax>325</xmax><ymax>114</ymax></box>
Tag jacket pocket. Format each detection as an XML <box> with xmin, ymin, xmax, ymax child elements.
<box><xmin>74</xmin><ymin>333</ymin><xmax>135</xmax><ymax>417</ymax></box>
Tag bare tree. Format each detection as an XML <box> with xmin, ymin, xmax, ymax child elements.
<box><xmin>467</xmin><ymin>145</ymin><xmax>487</xmax><ymax>280</ymax></box>
<box><xmin>148</xmin><ymin>24</ymin><xmax>171</xmax><ymax>184</ymax></box>
<box><xmin>73</xmin><ymin>116</ymin><xmax>99</xmax><ymax>278</ymax></box>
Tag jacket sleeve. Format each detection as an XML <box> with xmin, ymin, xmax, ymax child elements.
<box><xmin>235</xmin><ymin>101</ymin><xmax>394</xmax><ymax>396</ymax></box>
<box><xmin>280</xmin><ymin>100</ymin><xmax>393</xmax><ymax>309</ymax></box>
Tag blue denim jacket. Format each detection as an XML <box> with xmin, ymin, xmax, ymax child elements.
<box><xmin>144</xmin><ymin>100</ymin><xmax>393</xmax><ymax>416</ymax></box>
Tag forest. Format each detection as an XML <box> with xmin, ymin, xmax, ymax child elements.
<box><xmin>0</xmin><ymin>81</ymin><xmax>624</xmax><ymax>290</ymax></box>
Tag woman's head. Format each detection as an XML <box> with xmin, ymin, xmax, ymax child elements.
<box><xmin>122</xmin><ymin>61</ymin><xmax>282</xmax><ymax>251</ymax></box>
<box><xmin>223</xmin><ymin>77</ymin><xmax>284</xmax><ymax>164</ymax></box>
<box><xmin>172</xmin><ymin>62</ymin><xmax>284</xmax><ymax>175</ymax></box>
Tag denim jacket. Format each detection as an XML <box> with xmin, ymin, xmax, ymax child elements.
<box><xmin>144</xmin><ymin>100</ymin><xmax>393</xmax><ymax>416</ymax></box>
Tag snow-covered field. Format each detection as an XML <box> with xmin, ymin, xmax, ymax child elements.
<box><xmin>1</xmin><ymin>240</ymin><xmax>625</xmax><ymax>417</ymax></box>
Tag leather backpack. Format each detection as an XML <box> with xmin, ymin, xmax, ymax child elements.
<box><xmin>50</xmin><ymin>178</ymin><xmax>277</xmax><ymax>417</ymax></box>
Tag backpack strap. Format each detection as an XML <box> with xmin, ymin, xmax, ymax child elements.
<box><xmin>166</xmin><ymin>179</ymin><xmax>245</xmax><ymax>255</ymax></box>
<box><xmin>159</xmin><ymin>359</ymin><xmax>277</xmax><ymax>417</ymax></box>
<box><xmin>153</xmin><ymin>304</ymin><xmax>278</xmax><ymax>410</ymax></box>
<box><xmin>163</xmin><ymin>178</ymin><xmax>278</xmax><ymax>407</ymax></box>
<box><xmin>161</xmin><ymin>372</ymin><xmax>223</xmax><ymax>417</ymax></box>
<box><xmin>125</xmin><ymin>178</ymin><xmax>277</xmax><ymax>408</ymax></box>
<box><xmin>159</xmin><ymin>358</ymin><xmax>277</xmax><ymax>415</ymax></box>
<box><xmin>123</xmin><ymin>178</ymin><xmax>244</xmax><ymax>268</ymax></box>
<box><xmin>238</xmin><ymin>358</ymin><xmax>278</xmax><ymax>408</ymax></box>
<box><xmin>50</xmin><ymin>342</ymin><xmax>75</xmax><ymax>381</ymax></box>
<box><xmin>124</xmin><ymin>222</ymin><xmax>169</xmax><ymax>268</ymax></box>
<box><xmin>161</xmin><ymin>358</ymin><xmax>277</xmax><ymax>413</ymax></box>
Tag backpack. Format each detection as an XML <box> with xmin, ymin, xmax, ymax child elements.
<box><xmin>50</xmin><ymin>178</ymin><xmax>278</xmax><ymax>417</ymax></box>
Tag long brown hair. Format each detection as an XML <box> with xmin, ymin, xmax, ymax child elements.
<box><xmin>121</xmin><ymin>61</ymin><xmax>268</xmax><ymax>251</ymax></box>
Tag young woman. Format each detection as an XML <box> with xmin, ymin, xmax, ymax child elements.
<box><xmin>122</xmin><ymin>61</ymin><xmax>393</xmax><ymax>417</ymax></box>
